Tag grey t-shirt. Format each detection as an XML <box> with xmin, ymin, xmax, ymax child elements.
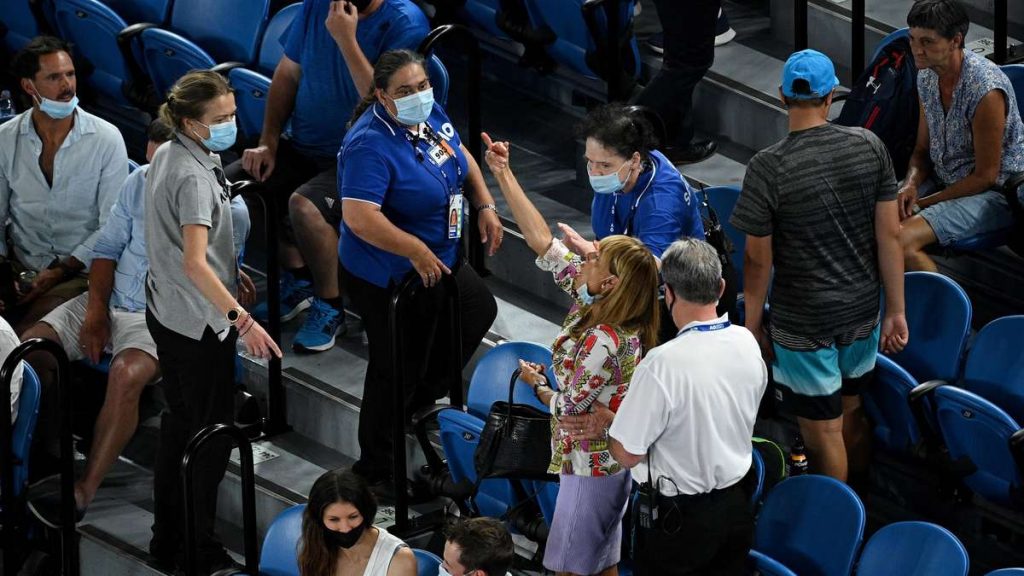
<box><xmin>144</xmin><ymin>133</ymin><xmax>236</xmax><ymax>341</ymax></box>
<box><xmin>731</xmin><ymin>123</ymin><xmax>898</xmax><ymax>337</ymax></box>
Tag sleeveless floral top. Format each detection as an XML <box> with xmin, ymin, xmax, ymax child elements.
<box><xmin>918</xmin><ymin>50</ymin><xmax>1024</xmax><ymax>187</ymax></box>
<box><xmin>535</xmin><ymin>239</ymin><xmax>642</xmax><ymax>477</ymax></box>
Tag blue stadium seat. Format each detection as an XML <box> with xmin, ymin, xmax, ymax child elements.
<box><xmin>413</xmin><ymin>549</ymin><xmax>442</xmax><ymax>576</ymax></box>
<box><xmin>856</xmin><ymin>521</ymin><xmax>969</xmax><ymax>576</ymax></box>
<box><xmin>11</xmin><ymin>364</ymin><xmax>40</xmax><ymax>498</ymax></box>
<box><xmin>1</xmin><ymin>0</ymin><xmax>46</xmax><ymax>53</ymax></box>
<box><xmin>259</xmin><ymin>503</ymin><xmax>303</xmax><ymax>576</ymax></box>
<box><xmin>931</xmin><ymin>386</ymin><xmax>1023</xmax><ymax>508</ymax></box>
<box><xmin>748</xmin><ymin>550</ymin><xmax>799</xmax><ymax>576</ymax></box>
<box><xmin>988</xmin><ymin>570</ymin><xmax>1024</xmax><ymax>576</ymax></box>
<box><xmin>886</xmin><ymin>272</ymin><xmax>971</xmax><ymax>384</ymax></box>
<box><xmin>53</xmin><ymin>0</ymin><xmax>135</xmax><ymax>105</ymax></box>
<box><xmin>460</xmin><ymin>0</ymin><xmax>504</xmax><ymax>38</ymax></box>
<box><xmin>863</xmin><ymin>355</ymin><xmax>927</xmax><ymax>455</ymax></box>
<box><xmin>228</xmin><ymin>3</ymin><xmax>301</xmax><ymax>142</ymax></box>
<box><xmin>425</xmin><ymin>53</ymin><xmax>450</xmax><ymax>109</ymax></box>
<box><xmin>960</xmin><ymin>315</ymin><xmax>1024</xmax><ymax>423</ymax></box>
<box><xmin>522</xmin><ymin>0</ymin><xmax>640</xmax><ymax>84</ymax></box>
<box><xmin>104</xmin><ymin>0</ymin><xmax>171</xmax><ymax>24</ymax></box>
<box><xmin>139</xmin><ymin>0</ymin><xmax>271</xmax><ymax>100</ymax></box>
<box><xmin>750</xmin><ymin>446</ymin><xmax>766</xmax><ymax>509</ymax></box>
<box><xmin>753</xmin><ymin>475</ymin><xmax>866</xmax><ymax>576</ymax></box>
<box><xmin>465</xmin><ymin>341</ymin><xmax>554</xmax><ymax>419</ymax></box>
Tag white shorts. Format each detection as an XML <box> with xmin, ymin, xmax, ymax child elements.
<box><xmin>40</xmin><ymin>293</ymin><xmax>158</xmax><ymax>362</ymax></box>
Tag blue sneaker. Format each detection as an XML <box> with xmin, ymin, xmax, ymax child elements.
<box><xmin>252</xmin><ymin>270</ymin><xmax>314</xmax><ymax>323</ymax></box>
<box><xmin>293</xmin><ymin>298</ymin><xmax>346</xmax><ymax>353</ymax></box>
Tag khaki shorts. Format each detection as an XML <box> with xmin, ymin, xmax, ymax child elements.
<box><xmin>40</xmin><ymin>293</ymin><xmax>158</xmax><ymax>362</ymax></box>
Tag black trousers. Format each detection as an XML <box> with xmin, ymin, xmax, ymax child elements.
<box><xmin>146</xmin><ymin>311</ymin><xmax>237</xmax><ymax>569</ymax></box>
<box><xmin>634</xmin><ymin>0</ymin><xmax>721</xmax><ymax>147</ymax></box>
<box><xmin>341</xmin><ymin>262</ymin><xmax>497</xmax><ymax>481</ymax></box>
<box><xmin>636</xmin><ymin>482</ymin><xmax>753</xmax><ymax>576</ymax></box>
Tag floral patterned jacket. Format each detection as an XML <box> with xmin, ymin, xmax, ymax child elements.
<box><xmin>536</xmin><ymin>239</ymin><xmax>642</xmax><ymax>477</ymax></box>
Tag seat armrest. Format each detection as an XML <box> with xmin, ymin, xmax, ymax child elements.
<box><xmin>211</xmin><ymin>61</ymin><xmax>246</xmax><ymax>76</ymax></box>
<box><xmin>1011</xmin><ymin>428</ymin><xmax>1024</xmax><ymax>477</ymax></box>
<box><xmin>229</xmin><ymin>179</ymin><xmax>258</xmax><ymax>199</ymax></box>
<box><xmin>908</xmin><ymin>378</ymin><xmax>947</xmax><ymax>455</ymax></box>
<box><xmin>747</xmin><ymin>550</ymin><xmax>798</xmax><ymax>576</ymax></box>
<box><xmin>117</xmin><ymin>22</ymin><xmax>157</xmax><ymax>45</ymax></box>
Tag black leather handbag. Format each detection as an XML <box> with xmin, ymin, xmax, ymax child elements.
<box><xmin>474</xmin><ymin>368</ymin><xmax>556</xmax><ymax>481</ymax></box>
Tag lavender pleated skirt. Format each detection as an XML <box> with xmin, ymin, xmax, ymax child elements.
<box><xmin>543</xmin><ymin>470</ymin><xmax>632</xmax><ymax>574</ymax></box>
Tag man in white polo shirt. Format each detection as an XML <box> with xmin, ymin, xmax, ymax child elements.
<box><xmin>608</xmin><ymin>237</ymin><xmax>767</xmax><ymax>575</ymax></box>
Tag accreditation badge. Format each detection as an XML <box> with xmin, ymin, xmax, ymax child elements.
<box><xmin>448</xmin><ymin>193</ymin><xmax>463</xmax><ymax>239</ymax></box>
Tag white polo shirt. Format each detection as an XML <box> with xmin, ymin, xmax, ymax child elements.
<box><xmin>610</xmin><ymin>315</ymin><xmax>767</xmax><ymax>496</ymax></box>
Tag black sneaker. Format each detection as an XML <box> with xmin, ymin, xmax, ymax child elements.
<box><xmin>664</xmin><ymin>140</ymin><xmax>719</xmax><ymax>164</ymax></box>
<box><xmin>26</xmin><ymin>475</ymin><xmax>86</xmax><ymax>529</ymax></box>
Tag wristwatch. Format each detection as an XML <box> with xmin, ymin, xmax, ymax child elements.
<box><xmin>226</xmin><ymin>306</ymin><xmax>245</xmax><ymax>324</ymax></box>
<box><xmin>476</xmin><ymin>203</ymin><xmax>498</xmax><ymax>214</ymax></box>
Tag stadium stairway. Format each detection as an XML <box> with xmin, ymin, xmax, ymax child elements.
<box><xmin>26</xmin><ymin>0</ymin><xmax>1023</xmax><ymax>573</ymax></box>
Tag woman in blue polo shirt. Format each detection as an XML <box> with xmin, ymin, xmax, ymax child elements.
<box><xmin>561</xmin><ymin>104</ymin><xmax>737</xmax><ymax>341</ymax></box>
<box><xmin>338</xmin><ymin>49</ymin><xmax>501</xmax><ymax>487</ymax></box>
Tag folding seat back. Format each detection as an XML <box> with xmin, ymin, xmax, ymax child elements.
<box><xmin>961</xmin><ymin>315</ymin><xmax>1024</xmax><ymax>423</ymax></box>
<box><xmin>11</xmin><ymin>364</ymin><xmax>39</xmax><ymax>497</ymax></box>
<box><xmin>863</xmin><ymin>355</ymin><xmax>926</xmax><ymax>454</ymax></box>
<box><xmin>104</xmin><ymin>0</ymin><xmax>172</xmax><ymax>24</ymax></box>
<box><xmin>140</xmin><ymin>27</ymin><xmax>217</xmax><ymax>100</ymax></box>
<box><xmin>53</xmin><ymin>0</ymin><xmax>133</xmax><ymax>105</ymax></box>
<box><xmin>413</xmin><ymin>549</ymin><xmax>441</xmax><ymax>576</ymax></box>
<box><xmin>988</xmin><ymin>570</ymin><xmax>1024</xmax><ymax>576</ymax></box>
<box><xmin>257</xmin><ymin>2</ymin><xmax>301</xmax><ymax>75</ymax></box>
<box><xmin>856</xmin><ymin>521</ymin><xmax>968</xmax><ymax>576</ymax></box>
<box><xmin>466</xmin><ymin>341</ymin><xmax>554</xmax><ymax>419</ymax></box>
<box><xmin>933</xmin><ymin>386</ymin><xmax>1023</xmax><ymax>507</ymax></box>
<box><xmin>754</xmin><ymin>475</ymin><xmax>866</xmax><ymax>576</ymax></box>
<box><xmin>259</xmin><ymin>503</ymin><xmax>303</xmax><ymax>576</ymax></box>
<box><xmin>1002</xmin><ymin>65</ymin><xmax>1024</xmax><ymax>117</ymax></box>
<box><xmin>522</xmin><ymin>0</ymin><xmax>640</xmax><ymax>82</ymax></box>
<box><xmin>461</xmin><ymin>0</ymin><xmax>505</xmax><ymax>38</ymax></box>
<box><xmin>887</xmin><ymin>272</ymin><xmax>971</xmax><ymax>383</ymax></box>
<box><xmin>436</xmin><ymin>409</ymin><xmax>519</xmax><ymax>518</ymax></box>
<box><xmin>748</xmin><ymin>550</ymin><xmax>799</xmax><ymax>576</ymax></box>
<box><xmin>1</xmin><ymin>0</ymin><xmax>45</xmax><ymax>53</ymax></box>
<box><xmin>168</xmin><ymin>0</ymin><xmax>270</xmax><ymax>65</ymax></box>
<box><xmin>229</xmin><ymin>68</ymin><xmax>271</xmax><ymax>143</ymax></box>
<box><xmin>425</xmin><ymin>53</ymin><xmax>450</xmax><ymax>109</ymax></box>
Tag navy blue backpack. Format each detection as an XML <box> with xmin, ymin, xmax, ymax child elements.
<box><xmin>835</xmin><ymin>36</ymin><xmax>919</xmax><ymax>180</ymax></box>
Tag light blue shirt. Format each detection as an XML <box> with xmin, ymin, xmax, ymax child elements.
<box><xmin>0</xmin><ymin>108</ymin><xmax>127</xmax><ymax>271</ymax></box>
<box><xmin>91</xmin><ymin>166</ymin><xmax>149</xmax><ymax>312</ymax></box>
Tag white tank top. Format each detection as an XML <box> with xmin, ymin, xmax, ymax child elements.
<box><xmin>363</xmin><ymin>527</ymin><xmax>406</xmax><ymax>575</ymax></box>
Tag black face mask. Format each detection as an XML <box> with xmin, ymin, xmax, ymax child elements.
<box><xmin>322</xmin><ymin>523</ymin><xmax>365</xmax><ymax>550</ymax></box>
<box><xmin>349</xmin><ymin>0</ymin><xmax>372</xmax><ymax>12</ymax></box>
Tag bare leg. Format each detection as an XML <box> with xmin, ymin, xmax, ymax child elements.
<box><xmin>900</xmin><ymin>216</ymin><xmax>939</xmax><ymax>273</ymax></box>
<box><xmin>841</xmin><ymin>395</ymin><xmax>871</xmax><ymax>482</ymax></box>
<box><xmin>289</xmin><ymin>193</ymin><xmax>341</xmax><ymax>300</ymax></box>
<box><xmin>20</xmin><ymin>322</ymin><xmax>62</xmax><ymax>455</ymax></box>
<box><xmin>77</xmin><ymin>349</ymin><xmax>160</xmax><ymax>508</ymax></box>
<box><xmin>798</xmin><ymin>415</ymin><xmax>848</xmax><ymax>482</ymax></box>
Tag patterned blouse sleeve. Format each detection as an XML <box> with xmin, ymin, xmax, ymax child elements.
<box><xmin>535</xmin><ymin>237</ymin><xmax>586</xmax><ymax>303</ymax></box>
<box><xmin>550</xmin><ymin>325</ymin><xmax>621</xmax><ymax>417</ymax></box>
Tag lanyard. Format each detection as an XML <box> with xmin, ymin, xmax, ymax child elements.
<box><xmin>402</xmin><ymin>121</ymin><xmax>463</xmax><ymax>198</ymax></box>
<box><xmin>609</xmin><ymin>160</ymin><xmax>656</xmax><ymax>236</ymax></box>
<box><xmin>675</xmin><ymin>320</ymin><xmax>731</xmax><ymax>338</ymax></box>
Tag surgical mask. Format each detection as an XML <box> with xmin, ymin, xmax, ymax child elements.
<box><xmin>192</xmin><ymin>118</ymin><xmax>237</xmax><ymax>152</ymax></box>
<box><xmin>322</xmin><ymin>523</ymin><xmax>365</xmax><ymax>549</ymax></box>
<box><xmin>578</xmin><ymin>274</ymin><xmax>614</xmax><ymax>306</ymax></box>
<box><xmin>29</xmin><ymin>82</ymin><xmax>78</xmax><ymax>120</ymax></box>
<box><xmin>391</xmin><ymin>88</ymin><xmax>434</xmax><ymax>126</ymax></box>
<box><xmin>588</xmin><ymin>160</ymin><xmax>631</xmax><ymax>195</ymax></box>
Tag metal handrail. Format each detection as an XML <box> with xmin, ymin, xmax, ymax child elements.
<box><xmin>231</xmin><ymin>180</ymin><xmax>289</xmax><ymax>437</ymax></box>
<box><xmin>417</xmin><ymin>25</ymin><xmax>488</xmax><ymax>274</ymax></box>
<box><xmin>995</xmin><ymin>0</ymin><xmax>1009</xmax><ymax>64</ymax></box>
<box><xmin>389</xmin><ymin>271</ymin><xmax>463</xmax><ymax>534</ymax></box>
<box><xmin>181</xmin><ymin>424</ymin><xmax>259</xmax><ymax>576</ymax></box>
<box><xmin>1</xmin><ymin>339</ymin><xmax>75</xmax><ymax>576</ymax></box>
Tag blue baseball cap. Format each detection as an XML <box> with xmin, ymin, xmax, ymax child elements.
<box><xmin>781</xmin><ymin>49</ymin><xmax>840</xmax><ymax>99</ymax></box>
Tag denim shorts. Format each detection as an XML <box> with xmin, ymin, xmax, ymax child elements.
<box><xmin>918</xmin><ymin>189</ymin><xmax>1014</xmax><ymax>246</ymax></box>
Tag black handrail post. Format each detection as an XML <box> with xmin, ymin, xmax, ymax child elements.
<box><xmin>852</xmin><ymin>0</ymin><xmax>865</xmax><ymax>78</ymax></box>
<box><xmin>232</xmin><ymin>182</ymin><xmax>289</xmax><ymax>437</ymax></box>
<box><xmin>795</xmin><ymin>0</ymin><xmax>809</xmax><ymax>51</ymax></box>
<box><xmin>995</xmin><ymin>0</ymin><xmax>1008</xmax><ymax>65</ymax></box>
<box><xmin>0</xmin><ymin>339</ymin><xmax>75</xmax><ymax>576</ymax></box>
<box><xmin>417</xmin><ymin>26</ymin><xmax>487</xmax><ymax>275</ymax></box>
<box><xmin>607</xmin><ymin>0</ymin><xmax>623</xmax><ymax>102</ymax></box>
<box><xmin>446</xmin><ymin>274</ymin><xmax>464</xmax><ymax>409</ymax></box>
<box><xmin>182</xmin><ymin>424</ymin><xmax>260</xmax><ymax>576</ymax></box>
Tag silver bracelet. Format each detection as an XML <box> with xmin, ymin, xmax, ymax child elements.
<box><xmin>476</xmin><ymin>203</ymin><xmax>498</xmax><ymax>214</ymax></box>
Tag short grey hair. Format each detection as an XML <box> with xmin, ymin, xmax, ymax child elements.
<box><xmin>661</xmin><ymin>238</ymin><xmax>722</xmax><ymax>305</ymax></box>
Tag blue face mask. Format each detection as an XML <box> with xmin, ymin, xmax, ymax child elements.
<box><xmin>588</xmin><ymin>160</ymin><xmax>631</xmax><ymax>195</ymax></box>
<box><xmin>391</xmin><ymin>88</ymin><xmax>435</xmax><ymax>126</ymax></box>
<box><xmin>577</xmin><ymin>275</ymin><xmax>613</xmax><ymax>306</ymax></box>
<box><xmin>193</xmin><ymin>118</ymin><xmax>237</xmax><ymax>152</ymax></box>
<box><xmin>30</xmin><ymin>82</ymin><xmax>78</xmax><ymax>120</ymax></box>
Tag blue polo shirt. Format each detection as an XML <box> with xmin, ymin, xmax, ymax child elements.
<box><xmin>339</xmin><ymin>102</ymin><xmax>469</xmax><ymax>288</ymax></box>
<box><xmin>590</xmin><ymin>150</ymin><xmax>704</xmax><ymax>259</ymax></box>
<box><xmin>283</xmin><ymin>0</ymin><xmax>429</xmax><ymax>158</ymax></box>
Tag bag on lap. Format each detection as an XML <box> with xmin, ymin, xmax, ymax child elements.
<box><xmin>474</xmin><ymin>368</ymin><xmax>555</xmax><ymax>481</ymax></box>
<box><xmin>835</xmin><ymin>36</ymin><xmax>919</xmax><ymax>180</ymax></box>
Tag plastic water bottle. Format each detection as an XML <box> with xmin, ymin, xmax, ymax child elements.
<box><xmin>0</xmin><ymin>90</ymin><xmax>14</xmax><ymax>123</ymax></box>
<box><xmin>788</xmin><ymin>435</ymin><xmax>809</xmax><ymax>477</ymax></box>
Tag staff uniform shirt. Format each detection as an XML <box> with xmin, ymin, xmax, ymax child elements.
<box><xmin>591</xmin><ymin>150</ymin><xmax>704</xmax><ymax>259</ymax></box>
<box><xmin>145</xmin><ymin>134</ymin><xmax>237</xmax><ymax>340</ymax></box>
<box><xmin>339</xmin><ymin>102</ymin><xmax>468</xmax><ymax>288</ymax></box>
<box><xmin>0</xmin><ymin>108</ymin><xmax>127</xmax><ymax>271</ymax></box>
<box><xmin>536</xmin><ymin>238</ymin><xmax>642</xmax><ymax>477</ymax></box>
<box><xmin>283</xmin><ymin>0</ymin><xmax>429</xmax><ymax>158</ymax></box>
<box><xmin>919</xmin><ymin>50</ymin><xmax>1024</xmax><ymax>187</ymax></box>
<box><xmin>91</xmin><ymin>166</ymin><xmax>150</xmax><ymax>313</ymax></box>
<box><xmin>609</xmin><ymin>316</ymin><xmax>767</xmax><ymax>495</ymax></box>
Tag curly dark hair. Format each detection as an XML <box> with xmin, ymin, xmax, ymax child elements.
<box><xmin>11</xmin><ymin>36</ymin><xmax>73</xmax><ymax>81</ymax></box>
<box><xmin>576</xmin><ymin>103</ymin><xmax>658</xmax><ymax>161</ymax></box>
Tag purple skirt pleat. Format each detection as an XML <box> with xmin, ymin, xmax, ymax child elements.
<box><xmin>543</xmin><ymin>469</ymin><xmax>632</xmax><ymax>574</ymax></box>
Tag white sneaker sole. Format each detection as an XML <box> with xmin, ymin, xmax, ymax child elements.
<box><xmin>715</xmin><ymin>27</ymin><xmax>736</xmax><ymax>47</ymax></box>
<box><xmin>280</xmin><ymin>296</ymin><xmax>313</xmax><ymax>322</ymax></box>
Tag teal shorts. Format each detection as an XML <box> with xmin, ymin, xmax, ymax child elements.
<box><xmin>772</xmin><ymin>324</ymin><xmax>880</xmax><ymax>420</ymax></box>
